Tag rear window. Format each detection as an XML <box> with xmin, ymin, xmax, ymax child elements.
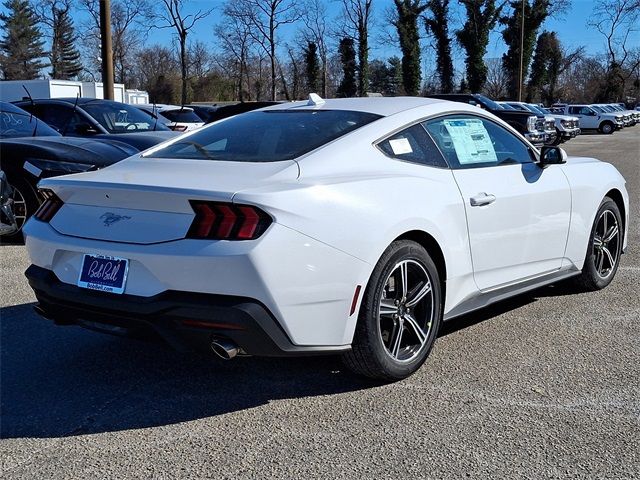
<box><xmin>147</xmin><ymin>110</ymin><xmax>381</xmax><ymax>162</ymax></box>
<box><xmin>161</xmin><ymin>109</ymin><xmax>202</xmax><ymax>123</ymax></box>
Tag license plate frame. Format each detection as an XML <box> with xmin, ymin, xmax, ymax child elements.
<box><xmin>77</xmin><ymin>254</ymin><xmax>129</xmax><ymax>294</ymax></box>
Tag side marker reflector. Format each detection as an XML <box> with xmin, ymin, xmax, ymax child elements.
<box><xmin>350</xmin><ymin>285</ymin><xmax>362</xmax><ymax>316</ymax></box>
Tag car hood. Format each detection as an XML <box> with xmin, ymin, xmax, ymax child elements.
<box><xmin>0</xmin><ymin>136</ymin><xmax>138</xmax><ymax>167</ymax></box>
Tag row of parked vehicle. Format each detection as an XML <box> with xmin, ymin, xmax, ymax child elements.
<box><xmin>0</xmin><ymin>98</ymin><xmax>277</xmax><ymax>238</ymax></box>
<box><xmin>550</xmin><ymin>103</ymin><xmax>639</xmax><ymax>134</ymax></box>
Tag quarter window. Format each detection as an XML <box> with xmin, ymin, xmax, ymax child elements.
<box><xmin>424</xmin><ymin>115</ymin><xmax>533</xmax><ymax>169</ymax></box>
<box><xmin>377</xmin><ymin>124</ymin><xmax>448</xmax><ymax>168</ymax></box>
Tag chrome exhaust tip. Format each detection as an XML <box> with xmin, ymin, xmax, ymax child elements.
<box><xmin>211</xmin><ymin>338</ymin><xmax>239</xmax><ymax>360</ymax></box>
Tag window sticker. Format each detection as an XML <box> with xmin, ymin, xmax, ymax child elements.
<box><xmin>442</xmin><ymin>119</ymin><xmax>497</xmax><ymax>165</ymax></box>
<box><xmin>388</xmin><ymin>137</ymin><xmax>413</xmax><ymax>155</ymax></box>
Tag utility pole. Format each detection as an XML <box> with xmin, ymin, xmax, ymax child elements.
<box><xmin>517</xmin><ymin>0</ymin><xmax>525</xmax><ymax>101</ymax></box>
<box><xmin>100</xmin><ymin>0</ymin><xmax>114</xmax><ymax>100</ymax></box>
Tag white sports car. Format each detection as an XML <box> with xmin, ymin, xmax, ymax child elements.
<box><xmin>24</xmin><ymin>96</ymin><xmax>629</xmax><ymax>380</ymax></box>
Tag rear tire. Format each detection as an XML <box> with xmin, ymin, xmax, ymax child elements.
<box><xmin>1</xmin><ymin>176</ymin><xmax>39</xmax><ymax>241</ymax></box>
<box><xmin>572</xmin><ymin>197</ymin><xmax>623</xmax><ymax>291</ymax></box>
<box><xmin>599</xmin><ymin>122</ymin><xmax>614</xmax><ymax>134</ymax></box>
<box><xmin>343</xmin><ymin>240</ymin><xmax>442</xmax><ymax>381</ymax></box>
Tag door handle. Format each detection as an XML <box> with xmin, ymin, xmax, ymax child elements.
<box><xmin>470</xmin><ymin>193</ymin><xmax>496</xmax><ymax>207</ymax></box>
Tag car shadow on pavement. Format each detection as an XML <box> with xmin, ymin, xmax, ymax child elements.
<box><xmin>1</xmin><ymin>280</ymin><xmax>582</xmax><ymax>439</ymax></box>
<box><xmin>0</xmin><ymin>302</ymin><xmax>379</xmax><ymax>439</ymax></box>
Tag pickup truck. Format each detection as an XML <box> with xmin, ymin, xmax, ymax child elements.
<box><xmin>501</xmin><ymin>101</ymin><xmax>580</xmax><ymax>145</ymax></box>
<box><xmin>600</xmin><ymin>104</ymin><xmax>639</xmax><ymax>125</ymax></box>
<box><xmin>558</xmin><ymin>105</ymin><xmax>624</xmax><ymax>134</ymax></box>
<box><xmin>425</xmin><ymin>93</ymin><xmax>546</xmax><ymax>145</ymax></box>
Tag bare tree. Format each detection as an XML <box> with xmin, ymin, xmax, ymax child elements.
<box><xmin>225</xmin><ymin>0</ymin><xmax>301</xmax><ymax>101</ymax></box>
<box><xmin>589</xmin><ymin>0</ymin><xmax>640</xmax><ymax>99</ymax></box>
<box><xmin>155</xmin><ymin>0</ymin><xmax>213</xmax><ymax>105</ymax></box>
<box><xmin>483</xmin><ymin>58</ymin><xmax>509</xmax><ymax>98</ymax></box>
<box><xmin>340</xmin><ymin>0</ymin><xmax>373</xmax><ymax>96</ymax></box>
<box><xmin>300</xmin><ymin>0</ymin><xmax>329</xmax><ymax>96</ymax></box>
<box><xmin>79</xmin><ymin>0</ymin><xmax>153</xmax><ymax>85</ymax></box>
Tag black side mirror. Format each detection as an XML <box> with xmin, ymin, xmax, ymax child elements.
<box><xmin>75</xmin><ymin>123</ymin><xmax>97</xmax><ymax>135</ymax></box>
<box><xmin>539</xmin><ymin>146</ymin><xmax>567</xmax><ymax>168</ymax></box>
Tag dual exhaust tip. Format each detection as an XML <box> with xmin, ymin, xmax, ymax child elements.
<box><xmin>210</xmin><ymin>338</ymin><xmax>239</xmax><ymax>360</ymax></box>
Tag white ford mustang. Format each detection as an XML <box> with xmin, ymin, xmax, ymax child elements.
<box><xmin>23</xmin><ymin>96</ymin><xmax>629</xmax><ymax>380</ymax></box>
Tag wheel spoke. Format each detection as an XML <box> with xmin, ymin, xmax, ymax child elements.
<box><xmin>403</xmin><ymin>313</ymin><xmax>427</xmax><ymax>346</ymax></box>
<box><xmin>602</xmin><ymin>247</ymin><xmax>615</xmax><ymax>270</ymax></box>
<box><xmin>399</xmin><ymin>261</ymin><xmax>408</xmax><ymax>299</ymax></box>
<box><xmin>390</xmin><ymin>319</ymin><xmax>404</xmax><ymax>358</ymax></box>
<box><xmin>593</xmin><ymin>236</ymin><xmax>603</xmax><ymax>247</ymax></box>
<box><xmin>379</xmin><ymin>299</ymin><xmax>396</xmax><ymax>317</ymax></box>
<box><xmin>603</xmin><ymin>211</ymin><xmax>608</xmax><ymax>236</ymax></box>
<box><xmin>406</xmin><ymin>280</ymin><xmax>431</xmax><ymax>307</ymax></box>
<box><xmin>596</xmin><ymin>249</ymin><xmax>605</xmax><ymax>273</ymax></box>
<box><xmin>604</xmin><ymin>225</ymin><xmax>618</xmax><ymax>243</ymax></box>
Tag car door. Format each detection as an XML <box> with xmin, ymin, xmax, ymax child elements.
<box><xmin>423</xmin><ymin>114</ymin><xmax>571</xmax><ymax>291</ymax></box>
<box><xmin>569</xmin><ymin>106</ymin><xmax>597</xmax><ymax>129</ymax></box>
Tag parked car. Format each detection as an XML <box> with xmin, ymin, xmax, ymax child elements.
<box><xmin>23</xmin><ymin>96</ymin><xmax>628</xmax><ymax>381</ymax></box>
<box><xmin>562</xmin><ymin>105</ymin><xmax>624</xmax><ymax>134</ymax></box>
<box><xmin>498</xmin><ymin>101</ymin><xmax>558</xmax><ymax>145</ymax></box>
<box><xmin>501</xmin><ymin>101</ymin><xmax>580</xmax><ymax>145</ymax></box>
<box><xmin>188</xmin><ymin>104</ymin><xmax>220</xmax><ymax>123</ymax></box>
<box><xmin>135</xmin><ymin>104</ymin><xmax>204</xmax><ymax>132</ymax></box>
<box><xmin>14</xmin><ymin>98</ymin><xmax>178</xmax><ymax>150</ymax></box>
<box><xmin>593</xmin><ymin>104</ymin><xmax>633</xmax><ymax>127</ymax></box>
<box><xmin>602</xmin><ymin>104</ymin><xmax>639</xmax><ymax>125</ymax></box>
<box><xmin>0</xmin><ymin>102</ymin><xmax>139</xmax><ymax>237</ymax></box>
<box><xmin>203</xmin><ymin>101</ymin><xmax>283</xmax><ymax>124</ymax></box>
<box><xmin>0</xmin><ymin>170</ymin><xmax>17</xmax><ymax>237</ymax></box>
<box><xmin>426</xmin><ymin>93</ymin><xmax>547</xmax><ymax>145</ymax></box>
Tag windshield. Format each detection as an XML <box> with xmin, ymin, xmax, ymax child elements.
<box><xmin>524</xmin><ymin>104</ymin><xmax>546</xmax><ymax>115</ymax></box>
<box><xmin>161</xmin><ymin>109</ymin><xmax>202</xmax><ymax>123</ymax></box>
<box><xmin>148</xmin><ymin>110</ymin><xmax>381</xmax><ymax>162</ymax></box>
<box><xmin>500</xmin><ymin>103</ymin><xmax>517</xmax><ymax>110</ymax></box>
<box><xmin>82</xmin><ymin>100</ymin><xmax>170</xmax><ymax>133</ymax></box>
<box><xmin>0</xmin><ymin>110</ymin><xmax>60</xmax><ymax>138</ymax></box>
<box><xmin>592</xmin><ymin>106</ymin><xmax>605</xmax><ymax>113</ymax></box>
<box><xmin>475</xmin><ymin>94</ymin><xmax>504</xmax><ymax>110</ymax></box>
<box><xmin>539</xmin><ymin>107</ymin><xmax>553</xmax><ymax>114</ymax></box>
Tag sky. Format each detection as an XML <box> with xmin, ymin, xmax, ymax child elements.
<box><xmin>1</xmin><ymin>0</ymin><xmax>637</xmax><ymax>77</ymax></box>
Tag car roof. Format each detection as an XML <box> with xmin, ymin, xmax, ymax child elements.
<box><xmin>137</xmin><ymin>104</ymin><xmax>194</xmax><ymax>112</ymax></box>
<box><xmin>260</xmin><ymin>97</ymin><xmax>447</xmax><ymax>117</ymax></box>
<box><xmin>0</xmin><ymin>101</ymin><xmax>31</xmax><ymax>114</ymax></box>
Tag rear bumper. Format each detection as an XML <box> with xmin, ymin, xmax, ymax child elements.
<box><xmin>25</xmin><ymin>265</ymin><xmax>350</xmax><ymax>357</ymax></box>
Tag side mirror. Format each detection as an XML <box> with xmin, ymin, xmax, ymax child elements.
<box><xmin>539</xmin><ymin>146</ymin><xmax>567</xmax><ymax>168</ymax></box>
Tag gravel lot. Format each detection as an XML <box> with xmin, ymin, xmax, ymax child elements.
<box><xmin>1</xmin><ymin>128</ymin><xmax>639</xmax><ymax>479</ymax></box>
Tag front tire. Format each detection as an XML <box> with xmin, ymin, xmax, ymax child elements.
<box><xmin>1</xmin><ymin>176</ymin><xmax>39</xmax><ymax>241</ymax></box>
<box><xmin>573</xmin><ymin>197</ymin><xmax>623</xmax><ymax>291</ymax></box>
<box><xmin>599</xmin><ymin>121</ymin><xmax>614</xmax><ymax>134</ymax></box>
<box><xmin>343</xmin><ymin>240</ymin><xmax>442</xmax><ymax>381</ymax></box>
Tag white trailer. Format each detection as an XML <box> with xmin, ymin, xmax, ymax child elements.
<box><xmin>0</xmin><ymin>79</ymin><xmax>144</xmax><ymax>104</ymax></box>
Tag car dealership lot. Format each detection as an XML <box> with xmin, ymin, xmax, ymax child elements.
<box><xmin>1</xmin><ymin>129</ymin><xmax>638</xmax><ymax>479</ymax></box>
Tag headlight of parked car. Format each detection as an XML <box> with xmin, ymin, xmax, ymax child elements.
<box><xmin>527</xmin><ymin>116</ymin><xmax>537</xmax><ymax>132</ymax></box>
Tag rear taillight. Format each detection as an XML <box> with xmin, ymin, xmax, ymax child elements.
<box><xmin>34</xmin><ymin>189</ymin><xmax>63</xmax><ymax>222</ymax></box>
<box><xmin>187</xmin><ymin>201</ymin><xmax>272</xmax><ymax>240</ymax></box>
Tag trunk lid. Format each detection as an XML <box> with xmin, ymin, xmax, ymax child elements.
<box><xmin>42</xmin><ymin>156</ymin><xmax>298</xmax><ymax>244</ymax></box>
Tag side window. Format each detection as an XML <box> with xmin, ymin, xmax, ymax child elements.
<box><xmin>377</xmin><ymin>123</ymin><xmax>448</xmax><ymax>168</ymax></box>
<box><xmin>37</xmin><ymin>105</ymin><xmax>84</xmax><ymax>133</ymax></box>
<box><xmin>568</xmin><ymin>107</ymin><xmax>579</xmax><ymax>114</ymax></box>
<box><xmin>424</xmin><ymin>115</ymin><xmax>533</xmax><ymax>169</ymax></box>
<box><xmin>579</xmin><ymin>107</ymin><xmax>593</xmax><ymax>116</ymax></box>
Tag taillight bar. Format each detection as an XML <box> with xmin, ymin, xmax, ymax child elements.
<box><xmin>187</xmin><ymin>201</ymin><xmax>272</xmax><ymax>240</ymax></box>
<box><xmin>34</xmin><ymin>189</ymin><xmax>63</xmax><ymax>222</ymax></box>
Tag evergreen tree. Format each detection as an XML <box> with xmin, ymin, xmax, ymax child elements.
<box><xmin>500</xmin><ymin>0</ymin><xmax>553</xmax><ymax>99</ymax></box>
<box><xmin>393</xmin><ymin>0</ymin><xmax>427</xmax><ymax>96</ymax></box>
<box><xmin>424</xmin><ymin>0</ymin><xmax>454</xmax><ymax>93</ymax></box>
<box><xmin>369</xmin><ymin>56</ymin><xmax>403</xmax><ymax>96</ymax></box>
<box><xmin>337</xmin><ymin>37</ymin><xmax>357</xmax><ymax>98</ymax></box>
<box><xmin>0</xmin><ymin>0</ymin><xmax>48</xmax><ymax>79</ymax></box>
<box><xmin>304</xmin><ymin>41</ymin><xmax>320</xmax><ymax>93</ymax></box>
<box><xmin>50</xmin><ymin>4</ymin><xmax>82</xmax><ymax>79</ymax></box>
<box><xmin>456</xmin><ymin>0</ymin><xmax>504</xmax><ymax>93</ymax></box>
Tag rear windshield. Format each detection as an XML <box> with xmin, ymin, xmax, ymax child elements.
<box><xmin>161</xmin><ymin>109</ymin><xmax>202</xmax><ymax>123</ymax></box>
<box><xmin>0</xmin><ymin>110</ymin><xmax>60</xmax><ymax>138</ymax></box>
<box><xmin>147</xmin><ymin>110</ymin><xmax>381</xmax><ymax>162</ymax></box>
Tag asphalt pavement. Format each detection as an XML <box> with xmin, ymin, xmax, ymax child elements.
<box><xmin>1</xmin><ymin>127</ymin><xmax>639</xmax><ymax>479</ymax></box>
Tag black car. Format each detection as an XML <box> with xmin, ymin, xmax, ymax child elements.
<box><xmin>188</xmin><ymin>102</ymin><xmax>286</xmax><ymax>124</ymax></box>
<box><xmin>0</xmin><ymin>102</ymin><xmax>139</xmax><ymax>237</ymax></box>
<box><xmin>426</xmin><ymin>93</ymin><xmax>547</xmax><ymax>145</ymax></box>
<box><xmin>14</xmin><ymin>98</ymin><xmax>178</xmax><ymax>150</ymax></box>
